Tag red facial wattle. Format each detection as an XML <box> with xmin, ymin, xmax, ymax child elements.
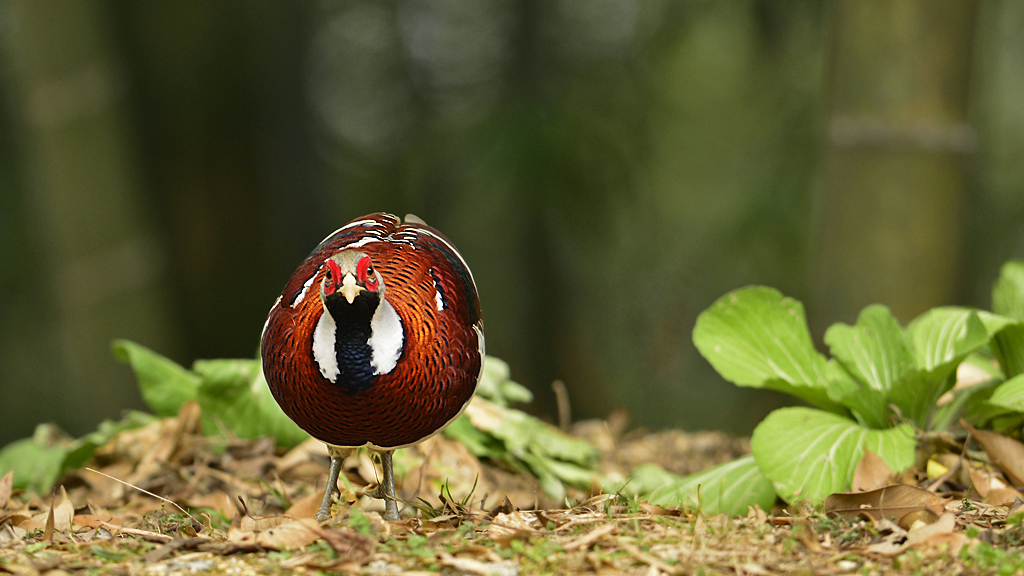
<box><xmin>323</xmin><ymin>258</ymin><xmax>342</xmax><ymax>296</ymax></box>
<box><xmin>357</xmin><ymin>255</ymin><xmax>379</xmax><ymax>291</ymax></box>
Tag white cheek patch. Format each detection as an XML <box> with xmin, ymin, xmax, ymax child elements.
<box><xmin>369</xmin><ymin>300</ymin><xmax>404</xmax><ymax>375</ymax></box>
<box><xmin>312</xmin><ymin>310</ymin><xmax>340</xmax><ymax>382</ymax></box>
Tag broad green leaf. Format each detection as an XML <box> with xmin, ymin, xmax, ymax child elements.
<box><xmin>992</xmin><ymin>325</ymin><xmax>1024</xmax><ymax>379</ymax></box>
<box><xmin>0</xmin><ymin>425</ymin><xmax>70</xmax><ymax>494</ymax></box>
<box><xmin>904</xmin><ymin>308</ymin><xmax>989</xmax><ymax>375</ymax></box>
<box><xmin>476</xmin><ymin>356</ymin><xmax>533</xmax><ymax>407</ymax></box>
<box><xmin>893</xmin><ymin>308</ymin><xmax>990</xmax><ymax>427</ymax></box>
<box><xmin>825</xmin><ymin>305</ymin><xmax>912</xmax><ymax>395</ymax></box>
<box><xmin>519</xmin><ymin>453</ymin><xmax>573</xmax><ymax>500</ymax></box>
<box><xmin>0</xmin><ymin>412</ymin><xmax>157</xmax><ymax>495</ymax></box>
<box><xmin>193</xmin><ymin>358</ymin><xmax>309</xmax><ymax>448</ymax></box>
<box><xmin>443</xmin><ymin>415</ymin><xmax>506</xmax><ymax>460</ymax></box>
<box><xmin>974</xmin><ymin>310</ymin><xmax>1024</xmax><ymax>378</ymax></box>
<box><xmin>976</xmin><ymin>310</ymin><xmax>1018</xmax><ymax>338</ymax></box>
<box><xmin>931</xmin><ymin>353</ymin><xmax>1003</xmax><ymax>431</ymax></box>
<box><xmin>112</xmin><ymin>339</ymin><xmax>200</xmax><ymax>417</ymax></box>
<box><xmin>751</xmin><ymin>407</ymin><xmax>915</xmax><ymax>505</ymax></box>
<box><xmin>634</xmin><ymin>456</ymin><xmax>776</xmax><ymax>517</ymax></box>
<box><xmin>693</xmin><ymin>286</ymin><xmax>844</xmax><ymax>413</ymax></box>
<box><xmin>988</xmin><ymin>374</ymin><xmax>1024</xmax><ymax>414</ymax></box>
<box><xmin>519</xmin><ymin>452</ymin><xmax>600</xmax><ymax>500</ymax></box>
<box><xmin>993</xmin><ymin>260</ymin><xmax>1024</xmax><ymax>320</ymax></box>
<box><xmin>826</xmin><ymin>360</ymin><xmax>887</xmax><ymax>429</ymax></box>
<box><xmin>962</xmin><ymin>384</ymin><xmax>1021</xmax><ymax>427</ymax></box>
<box><xmin>464</xmin><ymin>398</ymin><xmax>597</xmax><ymax>467</ymax></box>
<box><xmin>462</xmin><ymin>397</ymin><xmax>598</xmax><ymax>496</ymax></box>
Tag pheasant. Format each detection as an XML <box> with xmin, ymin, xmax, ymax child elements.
<box><xmin>261</xmin><ymin>213</ymin><xmax>484</xmax><ymax>521</ymax></box>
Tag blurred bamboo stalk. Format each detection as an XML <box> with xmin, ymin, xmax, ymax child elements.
<box><xmin>812</xmin><ymin>0</ymin><xmax>978</xmax><ymax>328</ymax></box>
<box><xmin>3</xmin><ymin>0</ymin><xmax>178</xmax><ymax>434</ymax></box>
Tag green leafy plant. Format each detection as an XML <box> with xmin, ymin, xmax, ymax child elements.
<box><xmin>641</xmin><ymin>260</ymin><xmax>1024</xmax><ymax>516</ymax></box>
<box><xmin>442</xmin><ymin>357</ymin><xmax>601</xmax><ymax>500</ymax></box>
<box><xmin>0</xmin><ymin>412</ymin><xmax>155</xmax><ymax>492</ymax></box>
<box><xmin>1</xmin><ymin>339</ymin><xmax>600</xmax><ymax>498</ymax></box>
<box><xmin>112</xmin><ymin>340</ymin><xmax>309</xmax><ymax>447</ymax></box>
<box><xmin>116</xmin><ymin>340</ymin><xmax>601</xmax><ymax>499</ymax></box>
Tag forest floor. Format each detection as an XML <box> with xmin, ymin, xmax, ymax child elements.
<box><xmin>1</xmin><ymin>403</ymin><xmax>1022</xmax><ymax>576</ymax></box>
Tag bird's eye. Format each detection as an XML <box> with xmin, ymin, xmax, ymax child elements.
<box><xmin>365</xmin><ymin>265</ymin><xmax>374</xmax><ymax>277</ymax></box>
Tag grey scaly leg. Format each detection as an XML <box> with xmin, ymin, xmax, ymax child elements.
<box><xmin>379</xmin><ymin>450</ymin><xmax>400</xmax><ymax>521</ymax></box>
<box><xmin>315</xmin><ymin>445</ymin><xmax>353</xmax><ymax>522</ymax></box>
<box><xmin>315</xmin><ymin>454</ymin><xmax>344</xmax><ymax>522</ymax></box>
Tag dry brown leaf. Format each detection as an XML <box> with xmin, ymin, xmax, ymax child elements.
<box><xmin>866</xmin><ymin>513</ymin><xmax>965</xmax><ymax>556</ymax></box>
<box><xmin>127</xmin><ymin>401</ymin><xmax>203</xmax><ymax>486</ymax></box>
<box><xmin>792</xmin><ymin>519</ymin><xmax>822</xmax><ymax>552</ymax></box>
<box><xmin>229</xmin><ymin>517</ymin><xmax>321</xmax><ymax>550</ymax></box>
<box><xmin>73</xmin><ymin>515</ymin><xmax>122</xmax><ymax>529</ymax></box>
<box><xmin>80</xmin><ymin>462</ymin><xmax>135</xmax><ymax>506</ymax></box>
<box><xmin>43</xmin><ymin>497</ymin><xmax>55</xmax><ymax>543</ymax></box>
<box><xmin>276</xmin><ymin>438</ymin><xmax>329</xmax><ymax>479</ymax></box>
<box><xmin>851</xmin><ymin>450</ymin><xmax>894</xmax><ymax>492</ymax></box>
<box><xmin>824</xmin><ymin>484</ymin><xmax>945</xmax><ymax>522</ymax></box>
<box><xmin>439</xmin><ymin>552</ymin><xmax>518</xmax><ymax>576</ymax></box>
<box><xmin>486</xmin><ymin>510</ymin><xmax>540</xmax><ymax>543</ymax></box>
<box><xmin>0</xmin><ymin>512</ymin><xmax>31</xmax><ymax>529</ymax></box>
<box><xmin>185</xmin><ymin>491</ymin><xmax>238</xmax><ymax>520</ymax></box>
<box><xmin>20</xmin><ymin>486</ymin><xmax>75</xmax><ymax>533</ymax></box>
<box><xmin>986</xmin><ymin>487</ymin><xmax>1022</xmax><ymax>507</ymax></box>
<box><xmin>240</xmin><ymin>513</ymin><xmax>293</xmax><ymax>532</ymax></box>
<box><xmin>259</xmin><ymin>518</ymin><xmax>322</xmax><ymax>550</ymax></box>
<box><xmin>966</xmin><ymin>462</ymin><xmax>1005</xmax><ymax>498</ymax></box>
<box><xmin>285</xmin><ymin>491</ymin><xmax>323</xmax><ymax>519</ymax></box>
<box><xmin>746</xmin><ymin>504</ymin><xmax>769</xmax><ymax>525</ymax></box>
<box><xmin>316</xmin><ymin>526</ymin><xmax>376</xmax><ymax>560</ymax></box>
<box><xmin>0</xmin><ymin>471</ymin><xmax>12</xmax><ymax>509</ymax></box>
<box><xmin>897</xmin><ymin>509</ymin><xmax>939</xmax><ymax>531</ymax></box>
<box><xmin>963</xmin><ymin>420</ymin><xmax>1024</xmax><ymax>487</ymax></box>
<box><xmin>637</xmin><ymin>501</ymin><xmax>681</xmax><ymax>517</ymax></box>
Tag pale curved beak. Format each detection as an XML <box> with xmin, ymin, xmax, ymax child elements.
<box><xmin>339</xmin><ymin>273</ymin><xmax>363</xmax><ymax>304</ymax></box>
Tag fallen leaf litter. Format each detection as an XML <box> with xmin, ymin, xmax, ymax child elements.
<box><xmin>3</xmin><ymin>403</ymin><xmax>1024</xmax><ymax>574</ymax></box>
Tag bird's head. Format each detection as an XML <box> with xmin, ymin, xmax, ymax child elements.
<box><xmin>320</xmin><ymin>251</ymin><xmax>383</xmax><ymax>306</ymax></box>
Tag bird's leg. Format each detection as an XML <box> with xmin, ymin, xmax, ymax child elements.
<box><xmin>378</xmin><ymin>450</ymin><xmax>401</xmax><ymax>521</ymax></box>
<box><xmin>316</xmin><ymin>445</ymin><xmax>352</xmax><ymax>522</ymax></box>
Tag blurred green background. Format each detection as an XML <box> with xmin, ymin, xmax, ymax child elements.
<box><xmin>2</xmin><ymin>1</ymin><xmax>1024</xmax><ymax>447</ymax></box>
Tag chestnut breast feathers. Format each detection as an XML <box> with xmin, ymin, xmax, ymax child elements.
<box><xmin>261</xmin><ymin>213</ymin><xmax>483</xmax><ymax>449</ymax></box>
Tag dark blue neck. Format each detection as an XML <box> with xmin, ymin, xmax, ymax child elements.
<box><xmin>325</xmin><ymin>292</ymin><xmax>379</xmax><ymax>393</ymax></box>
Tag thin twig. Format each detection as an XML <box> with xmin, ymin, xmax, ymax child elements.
<box><xmin>84</xmin><ymin>467</ymin><xmax>200</xmax><ymax>524</ymax></box>
<box><xmin>97</xmin><ymin>519</ymin><xmax>175</xmax><ymax>542</ymax></box>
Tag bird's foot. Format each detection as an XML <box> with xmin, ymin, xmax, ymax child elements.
<box><xmin>366</xmin><ymin>484</ymin><xmax>401</xmax><ymax>521</ymax></box>
<box><xmin>314</xmin><ymin>502</ymin><xmax>333</xmax><ymax>523</ymax></box>
<box><xmin>382</xmin><ymin>503</ymin><xmax>400</xmax><ymax>522</ymax></box>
